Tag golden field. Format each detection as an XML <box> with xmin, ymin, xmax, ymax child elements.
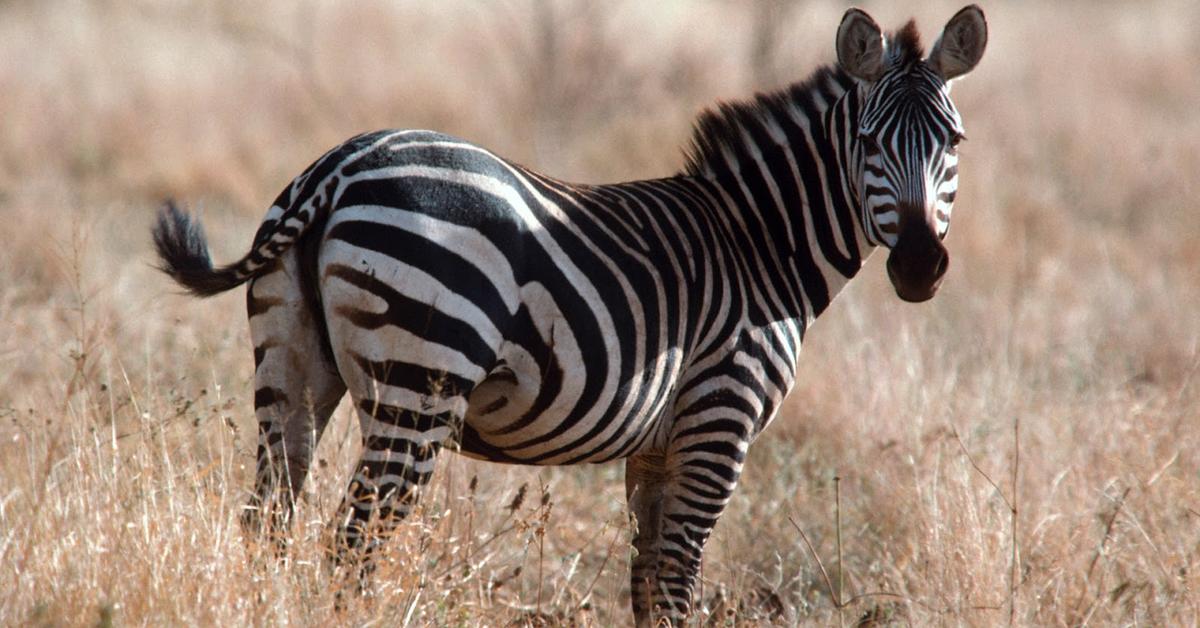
<box><xmin>1</xmin><ymin>0</ymin><xmax>1198</xmax><ymax>625</ymax></box>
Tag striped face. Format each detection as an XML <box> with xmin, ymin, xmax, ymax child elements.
<box><xmin>859</xmin><ymin>64</ymin><xmax>962</xmax><ymax>302</ymax></box>
<box><xmin>859</xmin><ymin>65</ymin><xmax>963</xmax><ymax>247</ymax></box>
<box><xmin>836</xmin><ymin>5</ymin><xmax>987</xmax><ymax>302</ymax></box>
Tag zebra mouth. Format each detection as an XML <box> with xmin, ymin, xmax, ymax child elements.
<box><xmin>887</xmin><ymin>260</ymin><xmax>944</xmax><ymax>302</ymax></box>
<box><xmin>886</xmin><ymin>227</ymin><xmax>949</xmax><ymax>303</ymax></box>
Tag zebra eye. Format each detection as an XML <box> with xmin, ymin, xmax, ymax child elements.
<box><xmin>944</xmin><ymin>133</ymin><xmax>965</xmax><ymax>156</ymax></box>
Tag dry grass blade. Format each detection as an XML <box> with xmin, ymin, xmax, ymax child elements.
<box><xmin>951</xmin><ymin>427</ymin><xmax>1014</xmax><ymax>513</ymax></box>
<box><xmin>789</xmin><ymin>514</ymin><xmax>841</xmax><ymax>608</ymax></box>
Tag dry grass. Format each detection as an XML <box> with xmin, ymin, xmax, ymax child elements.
<box><xmin>2</xmin><ymin>0</ymin><xmax>1199</xmax><ymax>625</ymax></box>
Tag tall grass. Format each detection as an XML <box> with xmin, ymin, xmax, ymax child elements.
<box><xmin>1</xmin><ymin>0</ymin><xmax>1198</xmax><ymax>624</ymax></box>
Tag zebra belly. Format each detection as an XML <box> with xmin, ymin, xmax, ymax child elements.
<box><xmin>458</xmin><ymin>337</ymin><xmax>674</xmax><ymax>465</ymax></box>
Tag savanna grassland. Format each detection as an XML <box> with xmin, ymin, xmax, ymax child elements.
<box><xmin>1</xmin><ymin>1</ymin><xmax>1198</xmax><ymax>625</ymax></box>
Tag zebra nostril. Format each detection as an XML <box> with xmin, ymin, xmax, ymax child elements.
<box><xmin>935</xmin><ymin>250</ymin><xmax>949</xmax><ymax>279</ymax></box>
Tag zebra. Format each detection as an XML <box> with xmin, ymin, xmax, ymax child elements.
<box><xmin>152</xmin><ymin>5</ymin><xmax>986</xmax><ymax>625</ymax></box>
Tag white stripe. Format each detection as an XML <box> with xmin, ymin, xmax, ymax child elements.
<box><xmin>321</xmin><ymin>234</ymin><xmax>505</xmax><ymax>352</ymax></box>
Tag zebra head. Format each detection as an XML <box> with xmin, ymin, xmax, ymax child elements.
<box><xmin>837</xmin><ymin>6</ymin><xmax>987</xmax><ymax>302</ymax></box>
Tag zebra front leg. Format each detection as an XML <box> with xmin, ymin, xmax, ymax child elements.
<box><xmin>641</xmin><ymin>423</ymin><xmax>749</xmax><ymax>624</ymax></box>
<box><xmin>626</xmin><ymin>453</ymin><xmax>669</xmax><ymax>626</ymax></box>
<box><xmin>332</xmin><ymin>400</ymin><xmax>457</xmax><ymax>584</ymax></box>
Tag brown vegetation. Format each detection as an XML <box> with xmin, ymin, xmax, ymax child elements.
<box><xmin>1</xmin><ymin>0</ymin><xmax>1198</xmax><ymax>625</ymax></box>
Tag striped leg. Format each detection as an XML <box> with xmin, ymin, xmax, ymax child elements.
<box><xmin>243</xmin><ymin>259</ymin><xmax>346</xmax><ymax>542</ymax></box>
<box><xmin>333</xmin><ymin>389</ymin><xmax>464</xmax><ymax>572</ymax></box>
<box><xmin>651</xmin><ymin>451</ymin><xmax>745</xmax><ymax>622</ymax></box>
<box><xmin>630</xmin><ymin>406</ymin><xmax>750</xmax><ymax>625</ymax></box>
<box><xmin>627</xmin><ymin>454</ymin><xmax>669</xmax><ymax>624</ymax></box>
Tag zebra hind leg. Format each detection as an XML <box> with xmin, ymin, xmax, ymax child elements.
<box><xmin>243</xmin><ymin>261</ymin><xmax>347</xmax><ymax>549</ymax></box>
<box><xmin>332</xmin><ymin>381</ymin><xmax>467</xmax><ymax>587</ymax></box>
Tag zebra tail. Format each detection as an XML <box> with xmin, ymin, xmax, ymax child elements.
<box><xmin>152</xmin><ymin>201</ymin><xmax>264</xmax><ymax>297</ymax></box>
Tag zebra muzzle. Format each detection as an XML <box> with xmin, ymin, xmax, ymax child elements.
<box><xmin>886</xmin><ymin>224</ymin><xmax>949</xmax><ymax>303</ymax></box>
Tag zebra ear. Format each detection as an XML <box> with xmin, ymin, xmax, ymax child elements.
<box><xmin>929</xmin><ymin>5</ymin><xmax>988</xmax><ymax>81</ymax></box>
<box><xmin>837</xmin><ymin>8</ymin><xmax>886</xmax><ymax>83</ymax></box>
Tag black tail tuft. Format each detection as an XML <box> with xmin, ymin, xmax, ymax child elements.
<box><xmin>152</xmin><ymin>201</ymin><xmax>248</xmax><ymax>297</ymax></box>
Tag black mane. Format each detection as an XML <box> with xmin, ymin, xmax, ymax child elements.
<box><xmin>681</xmin><ymin>20</ymin><xmax>924</xmax><ymax>177</ymax></box>
<box><xmin>888</xmin><ymin>19</ymin><xmax>924</xmax><ymax>66</ymax></box>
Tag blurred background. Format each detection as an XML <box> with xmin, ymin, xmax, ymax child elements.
<box><xmin>1</xmin><ymin>0</ymin><xmax>1198</xmax><ymax>625</ymax></box>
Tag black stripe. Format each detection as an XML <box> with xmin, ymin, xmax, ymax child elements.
<box><xmin>326</xmin><ymin>217</ymin><xmax>512</xmax><ymax>333</ymax></box>
<box><xmin>325</xmin><ymin>263</ymin><xmax>496</xmax><ymax>370</ymax></box>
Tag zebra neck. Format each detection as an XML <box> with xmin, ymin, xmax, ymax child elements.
<box><xmin>679</xmin><ymin>68</ymin><xmax>877</xmax><ymax>329</ymax></box>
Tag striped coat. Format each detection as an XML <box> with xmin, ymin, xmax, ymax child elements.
<box><xmin>153</xmin><ymin>6</ymin><xmax>986</xmax><ymax>624</ymax></box>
